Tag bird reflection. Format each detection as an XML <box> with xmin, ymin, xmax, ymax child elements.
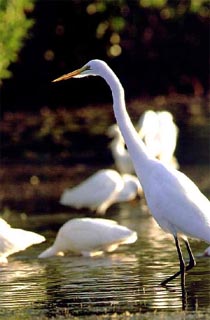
<box><xmin>39</xmin><ymin>252</ymin><xmax>142</xmax><ymax>317</ymax></box>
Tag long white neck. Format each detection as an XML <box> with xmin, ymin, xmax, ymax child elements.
<box><xmin>100</xmin><ymin>65</ymin><xmax>153</xmax><ymax>182</ymax></box>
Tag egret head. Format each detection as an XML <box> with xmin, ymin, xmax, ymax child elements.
<box><xmin>52</xmin><ymin>59</ymin><xmax>107</xmax><ymax>82</ymax></box>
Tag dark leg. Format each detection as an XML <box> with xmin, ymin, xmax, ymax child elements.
<box><xmin>184</xmin><ymin>238</ymin><xmax>196</xmax><ymax>271</ymax></box>
<box><xmin>161</xmin><ymin>236</ymin><xmax>185</xmax><ymax>285</ymax></box>
<box><xmin>161</xmin><ymin>236</ymin><xmax>196</xmax><ymax>286</ymax></box>
<box><xmin>180</xmin><ymin>239</ymin><xmax>196</xmax><ymax>311</ymax></box>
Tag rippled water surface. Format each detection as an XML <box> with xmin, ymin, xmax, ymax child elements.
<box><xmin>0</xmin><ymin>165</ymin><xmax>210</xmax><ymax>319</ymax></box>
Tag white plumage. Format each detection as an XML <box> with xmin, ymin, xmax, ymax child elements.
<box><xmin>137</xmin><ymin>110</ymin><xmax>160</xmax><ymax>158</ymax></box>
<box><xmin>60</xmin><ymin>169</ymin><xmax>142</xmax><ymax>214</ymax></box>
<box><xmin>0</xmin><ymin>218</ymin><xmax>45</xmax><ymax>264</ymax></box>
<box><xmin>53</xmin><ymin>59</ymin><xmax>210</xmax><ymax>284</ymax></box>
<box><xmin>204</xmin><ymin>246</ymin><xmax>210</xmax><ymax>256</ymax></box>
<box><xmin>116</xmin><ymin>173</ymin><xmax>143</xmax><ymax>202</ymax></box>
<box><xmin>38</xmin><ymin>217</ymin><xmax>137</xmax><ymax>258</ymax></box>
<box><xmin>107</xmin><ymin>124</ymin><xmax>134</xmax><ymax>174</ymax></box>
<box><xmin>137</xmin><ymin>110</ymin><xmax>179</xmax><ymax>168</ymax></box>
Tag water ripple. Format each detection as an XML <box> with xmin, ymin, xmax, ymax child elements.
<box><xmin>0</xmin><ymin>209</ymin><xmax>210</xmax><ymax>318</ymax></box>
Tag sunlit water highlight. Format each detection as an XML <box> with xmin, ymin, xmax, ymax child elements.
<box><xmin>0</xmin><ymin>165</ymin><xmax>210</xmax><ymax>319</ymax></box>
<box><xmin>0</xmin><ymin>205</ymin><xmax>210</xmax><ymax>319</ymax></box>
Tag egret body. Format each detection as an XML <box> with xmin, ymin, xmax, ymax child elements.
<box><xmin>38</xmin><ymin>218</ymin><xmax>137</xmax><ymax>258</ymax></box>
<box><xmin>0</xmin><ymin>218</ymin><xmax>45</xmax><ymax>264</ymax></box>
<box><xmin>60</xmin><ymin>169</ymin><xmax>142</xmax><ymax>214</ymax></box>
<box><xmin>137</xmin><ymin>110</ymin><xmax>179</xmax><ymax>168</ymax></box>
<box><xmin>53</xmin><ymin>59</ymin><xmax>210</xmax><ymax>284</ymax></box>
<box><xmin>204</xmin><ymin>246</ymin><xmax>210</xmax><ymax>256</ymax></box>
<box><xmin>107</xmin><ymin>124</ymin><xmax>134</xmax><ymax>173</ymax></box>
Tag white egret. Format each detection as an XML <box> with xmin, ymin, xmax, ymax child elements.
<box><xmin>156</xmin><ymin>111</ymin><xmax>179</xmax><ymax>168</ymax></box>
<box><xmin>116</xmin><ymin>173</ymin><xmax>143</xmax><ymax>202</ymax></box>
<box><xmin>60</xmin><ymin>169</ymin><xmax>142</xmax><ymax>214</ymax></box>
<box><xmin>0</xmin><ymin>218</ymin><xmax>45</xmax><ymax>264</ymax></box>
<box><xmin>204</xmin><ymin>246</ymin><xmax>210</xmax><ymax>256</ymax></box>
<box><xmin>137</xmin><ymin>110</ymin><xmax>179</xmax><ymax>169</ymax></box>
<box><xmin>107</xmin><ymin>124</ymin><xmax>135</xmax><ymax>173</ymax></box>
<box><xmin>52</xmin><ymin>59</ymin><xmax>210</xmax><ymax>285</ymax></box>
<box><xmin>137</xmin><ymin>110</ymin><xmax>160</xmax><ymax>158</ymax></box>
<box><xmin>38</xmin><ymin>217</ymin><xmax>137</xmax><ymax>258</ymax></box>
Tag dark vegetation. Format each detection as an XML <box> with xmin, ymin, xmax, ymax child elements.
<box><xmin>1</xmin><ymin>0</ymin><xmax>210</xmax><ymax>110</ymax></box>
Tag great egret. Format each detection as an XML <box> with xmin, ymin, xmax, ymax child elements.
<box><xmin>60</xmin><ymin>169</ymin><xmax>142</xmax><ymax>214</ymax></box>
<box><xmin>107</xmin><ymin>124</ymin><xmax>135</xmax><ymax>173</ymax></box>
<box><xmin>204</xmin><ymin>246</ymin><xmax>210</xmax><ymax>256</ymax></box>
<box><xmin>38</xmin><ymin>217</ymin><xmax>137</xmax><ymax>258</ymax></box>
<box><xmin>0</xmin><ymin>218</ymin><xmax>45</xmax><ymax>264</ymax></box>
<box><xmin>52</xmin><ymin>59</ymin><xmax>210</xmax><ymax>284</ymax></box>
<box><xmin>137</xmin><ymin>110</ymin><xmax>179</xmax><ymax>169</ymax></box>
<box><xmin>137</xmin><ymin>110</ymin><xmax>160</xmax><ymax>157</ymax></box>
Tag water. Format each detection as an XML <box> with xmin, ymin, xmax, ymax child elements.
<box><xmin>0</xmin><ymin>158</ymin><xmax>210</xmax><ymax>319</ymax></box>
<box><xmin>0</xmin><ymin>192</ymin><xmax>210</xmax><ymax>319</ymax></box>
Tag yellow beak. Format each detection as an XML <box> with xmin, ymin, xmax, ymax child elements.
<box><xmin>52</xmin><ymin>67</ymin><xmax>82</xmax><ymax>82</ymax></box>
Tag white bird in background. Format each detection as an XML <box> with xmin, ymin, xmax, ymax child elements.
<box><xmin>156</xmin><ymin>111</ymin><xmax>179</xmax><ymax>168</ymax></box>
<box><xmin>0</xmin><ymin>218</ymin><xmax>45</xmax><ymax>264</ymax></box>
<box><xmin>60</xmin><ymin>169</ymin><xmax>142</xmax><ymax>214</ymax></box>
<box><xmin>38</xmin><ymin>217</ymin><xmax>137</xmax><ymax>258</ymax></box>
<box><xmin>107</xmin><ymin>124</ymin><xmax>135</xmax><ymax>174</ymax></box>
<box><xmin>203</xmin><ymin>246</ymin><xmax>210</xmax><ymax>256</ymax></box>
<box><xmin>137</xmin><ymin>110</ymin><xmax>179</xmax><ymax>169</ymax></box>
<box><xmin>116</xmin><ymin>173</ymin><xmax>143</xmax><ymax>202</ymax></box>
<box><xmin>137</xmin><ymin>110</ymin><xmax>160</xmax><ymax>157</ymax></box>
<box><xmin>53</xmin><ymin>59</ymin><xmax>210</xmax><ymax>285</ymax></box>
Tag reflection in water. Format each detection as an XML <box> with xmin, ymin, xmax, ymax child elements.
<box><xmin>0</xmin><ymin>260</ymin><xmax>46</xmax><ymax>305</ymax></box>
<box><xmin>0</xmin><ymin>182</ymin><xmax>209</xmax><ymax>317</ymax></box>
<box><xmin>0</xmin><ymin>259</ymin><xmax>46</xmax><ymax>319</ymax></box>
<box><xmin>40</xmin><ymin>253</ymin><xmax>142</xmax><ymax>317</ymax></box>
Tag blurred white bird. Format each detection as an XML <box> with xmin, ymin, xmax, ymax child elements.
<box><xmin>0</xmin><ymin>218</ymin><xmax>45</xmax><ymax>264</ymax></box>
<box><xmin>203</xmin><ymin>246</ymin><xmax>210</xmax><ymax>256</ymax></box>
<box><xmin>137</xmin><ymin>110</ymin><xmax>179</xmax><ymax>169</ymax></box>
<box><xmin>137</xmin><ymin>110</ymin><xmax>160</xmax><ymax>156</ymax></box>
<box><xmin>107</xmin><ymin>124</ymin><xmax>134</xmax><ymax>174</ymax></box>
<box><xmin>60</xmin><ymin>169</ymin><xmax>142</xmax><ymax>214</ymax></box>
<box><xmin>38</xmin><ymin>217</ymin><xmax>137</xmax><ymax>258</ymax></box>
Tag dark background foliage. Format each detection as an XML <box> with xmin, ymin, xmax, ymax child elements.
<box><xmin>1</xmin><ymin>0</ymin><xmax>209</xmax><ymax>111</ymax></box>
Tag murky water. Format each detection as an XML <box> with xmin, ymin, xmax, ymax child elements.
<box><xmin>0</xmin><ymin>176</ymin><xmax>210</xmax><ymax>320</ymax></box>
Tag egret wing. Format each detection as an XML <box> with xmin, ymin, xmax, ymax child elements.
<box><xmin>144</xmin><ymin>163</ymin><xmax>210</xmax><ymax>242</ymax></box>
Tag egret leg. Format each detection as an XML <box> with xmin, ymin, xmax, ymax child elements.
<box><xmin>161</xmin><ymin>237</ymin><xmax>196</xmax><ymax>286</ymax></box>
<box><xmin>183</xmin><ymin>238</ymin><xmax>196</xmax><ymax>271</ymax></box>
<box><xmin>161</xmin><ymin>236</ymin><xmax>185</xmax><ymax>285</ymax></box>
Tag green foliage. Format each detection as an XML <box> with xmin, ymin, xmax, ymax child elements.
<box><xmin>0</xmin><ymin>0</ymin><xmax>34</xmax><ymax>81</ymax></box>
